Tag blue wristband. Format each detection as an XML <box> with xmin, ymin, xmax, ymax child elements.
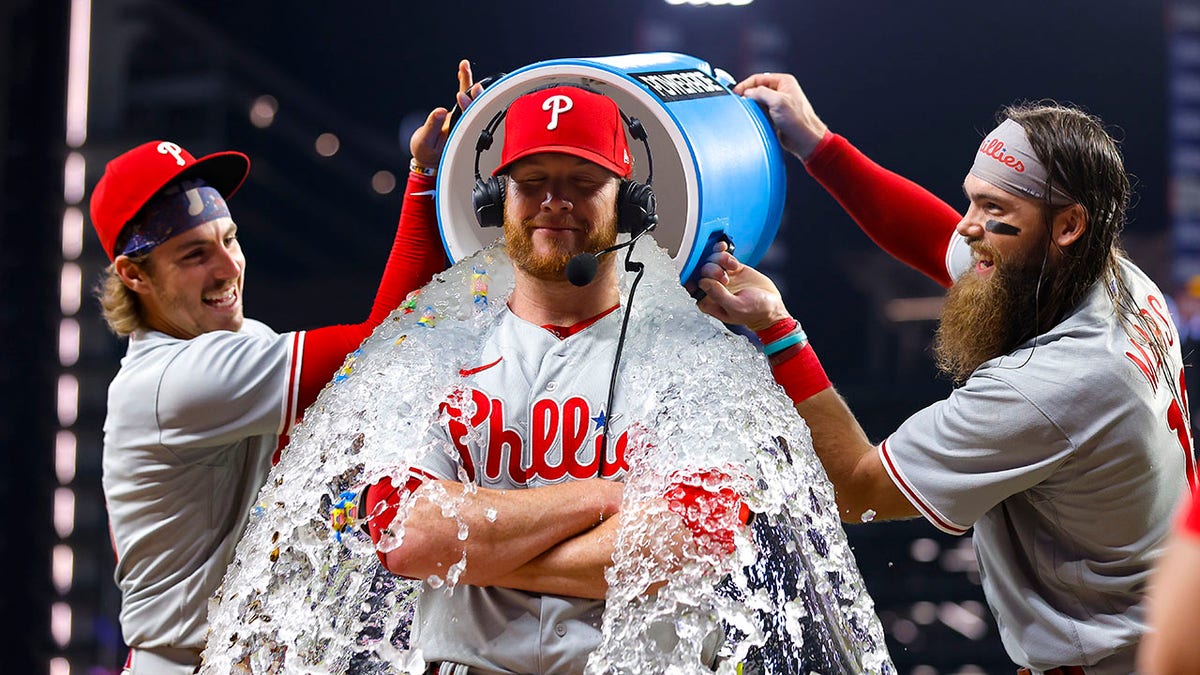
<box><xmin>762</xmin><ymin>330</ymin><xmax>807</xmax><ymax>356</ymax></box>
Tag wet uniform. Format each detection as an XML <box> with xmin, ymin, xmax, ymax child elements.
<box><xmin>806</xmin><ymin>132</ymin><xmax>1194</xmax><ymax>674</ymax></box>
<box><xmin>404</xmin><ymin>305</ymin><xmax>629</xmax><ymax>675</ymax></box>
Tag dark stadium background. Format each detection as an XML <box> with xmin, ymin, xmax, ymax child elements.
<box><xmin>2</xmin><ymin>1</ymin><xmax>1192</xmax><ymax>672</ymax></box>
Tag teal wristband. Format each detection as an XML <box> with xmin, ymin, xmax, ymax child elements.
<box><xmin>762</xmin><ymin>330</ymin><xmax>807</xmax><ymax>356</ymax></box>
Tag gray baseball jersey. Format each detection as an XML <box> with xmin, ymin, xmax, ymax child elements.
<box><xmin>409</xmin><ymin>305</ymin><xmax>629</xmax><ymax>674</ymax></box>
<box><xmin>103</xmin><ymin>319</ymin><xmax>300</xmax><ymax>654</ymax></box>
<box><xmin>880</xmin><ymin>245</ymin><xmax>1192</xmax><ymax>674</ymax></box>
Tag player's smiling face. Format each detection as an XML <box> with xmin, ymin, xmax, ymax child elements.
<box><xmin>934</xmin><ymin>174</ymin><xmax>1058</xmax><ymax>382</ymax></box>
<box><xmin>134</xmin><ymin>217</ymin><xmax>246</xmax><ymax>339</ymax></box>
<box><xmin>503</xmin><ymin>153</ymin><xmax>620</xmax><ymax>280</ymax></box>
<box><xmin>956</xmin><ymin>174</ymin><xmax>1047</xmax><ymax>276</ymax></box>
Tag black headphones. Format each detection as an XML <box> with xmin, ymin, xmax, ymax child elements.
<box><xmin>471</xmin><ymin>85</ymin><xmax>657</xmax><ymax>237</ymax></box>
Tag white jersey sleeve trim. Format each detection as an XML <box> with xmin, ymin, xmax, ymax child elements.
<box><xmin>279</xmin><ymin>331</ymin><xmax>304</xmax><ymax>437</ymax></box>
<box><xmin>408</xmin><ymin>466</ymin><xmax>446</xmax><ymax>483</ymax></box>
<box><xmin>878</xmin><ymin>438</ymin><xmax>970</xmax><ymax>536</ymax></box>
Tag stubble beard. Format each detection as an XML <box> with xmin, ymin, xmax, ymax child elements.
<box><xmin>933</xmin><ymin>243</ymin><xmax>1048</xmax><ymax>384</ymax></box>
<box><xmin>504</xmin><ymin>212</ymin><xmax>619</xmax><ymax>282</ymax></box>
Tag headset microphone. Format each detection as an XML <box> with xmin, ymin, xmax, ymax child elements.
<box><xmin>565</xmin><ymin>215</ymin><xmax>659</xmax><ymax>287</ymax></box>
<box><xmin>564</xmin><ymin>253</ymin><xmax>599</xmax><ymax>288</ymax></box>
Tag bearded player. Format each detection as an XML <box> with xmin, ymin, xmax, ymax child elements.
<box><xmin>693</xmin><ymin>72</ymin><xmax>1192</xmax><ymax>675</ymax></box>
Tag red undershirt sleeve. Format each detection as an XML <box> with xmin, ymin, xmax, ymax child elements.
<box><xmin>294</xmin><ymin>172</ymin><xmax>447</xmax><ymax>418</ymax></box>
<box><xmin>804</xmin><ymin>132</ymin><xmax>963</xmax><ymax>289</ymax></box>
<box><xmin>364</xmin><ymin>474</ymin><xmax>427</xmax><ymax>569</ymax></box>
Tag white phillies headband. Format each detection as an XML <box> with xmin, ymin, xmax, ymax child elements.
<box><xmin>969</xmin><ymin>118</ymin><xmax>1075</xmax><ymax>207</ymax></box>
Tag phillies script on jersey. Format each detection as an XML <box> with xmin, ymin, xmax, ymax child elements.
<box><xmin>441</xmin><ymin>386</ymin><xmax>630</xmax><ymax>483</ymax></box>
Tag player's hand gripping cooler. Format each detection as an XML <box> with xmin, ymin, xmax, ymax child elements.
<box><xmin>200</xmin><ymin>53</ymin><xmax>894</xmax><ymax>675</ymax></box>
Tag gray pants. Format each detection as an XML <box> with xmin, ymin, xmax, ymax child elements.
<box><xmin>122</xmin><ymin>646</ymin><xmax>201</xmax><ymax>675</ymax></box>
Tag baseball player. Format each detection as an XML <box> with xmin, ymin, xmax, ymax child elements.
<box><xmin>93</xmin><ymin>62</ymin><xmax>478</xmax><ymax>675</ymax></box>
<box><xmin>364</xmin><ymin>85</ymin><xmax>748</xmax><ymax>674</ymax></box>
<box><xmin>692</xmin><ymin>72</ymin><xmax>1193</xmax><ymax>675</ymax></box>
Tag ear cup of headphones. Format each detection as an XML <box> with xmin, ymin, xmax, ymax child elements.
<box><xmin>473</xmin><ymin>176</ymin><xmax>507</xmax><ymax>228</ymax></box>
<box><xmin>616</xmin><ymin>180</ymin><xmax>657</xmax><ymax>235</ymax></box>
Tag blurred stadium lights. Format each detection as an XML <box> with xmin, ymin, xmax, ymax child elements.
<box><xmin>250</xmin><ymin>94</ymin><xmax>279</xmax><ymax>128</ymax></box>
<box><xmin>58</xmin><ymin>0</ymin><xmax>91</xmax><ymax>670</ymax></box>
<box><xmin>664</xmin><ymin>0</ymin><xmax>753</xmax><ymax>5</ymax></box>
<box><xmin>372</xmin><ymin>169</ymin><xmax>397</xmax><ymax>195</ymax></box>
<box><xmin>315</xmin><ymin>131</ymin><xmax>341</xmax><ymax>157</ymax></box>
<box><xmin>66</xmin><ymin>0</ymin><xmax>91</xmax><ymax>148</ymax></box>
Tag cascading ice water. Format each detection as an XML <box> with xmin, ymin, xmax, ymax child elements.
<box><xmin>201</xmin><ymin>239</ymin><xmax>894</xmax><ymax>674</ymax></box>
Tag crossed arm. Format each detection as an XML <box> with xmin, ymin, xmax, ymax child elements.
<box><xmin>370</xmin><ymin>465</ymin><xmax>748</xmax><ymax>599</ymax></box>
<box><xmin>377</xmin><ymin>478</ymin><xmax>623</xmax><ymax>600</ymax></box>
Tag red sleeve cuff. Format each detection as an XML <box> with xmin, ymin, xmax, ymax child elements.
<box><xmin>754</xmin><ymin>317</ymin><xmax>798</xmax><ymax>345</ymax></box>
<box><xmin>803</xmin><ymin>129</ymin><xmax>837</xmax><ymax>167</ymax></box>
<box><xmin>771</xmin><ymin>343</ymin><xmax>832</xmax><ymax>404</ymax></box>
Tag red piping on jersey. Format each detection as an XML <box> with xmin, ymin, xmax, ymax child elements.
<box><xmin>275</xmin><ymin>331</ymin><xmax>305</xmax><ymax>462</ymax></box>
<box><xmin>539</xmin><ymin>304</ymin><xmax>620</xmax><ymax>340</ymax></box>
<box><xmin>281</xmin><ymin>331</ymin><xmax>302</xmax><ymax>437</ymax></box>
<box><xmin>879</xmin><ymin>439</ymin><xmax>968</xmax><ymax>535</ymax></box>
<box><xmin>286</xmin><ymin>172</ymin><xmax>446</xmax><ymax>444</ymax></box>
<box><xmin>459</xmin><ymin>357</ymin><xmax>503</xmax><ymax>377</ymax></box>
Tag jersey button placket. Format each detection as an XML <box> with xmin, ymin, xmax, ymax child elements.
<box><xmin>554</xmin><ymin>622</ymin><xmax>567</xmax><ymax>637</ymax></box>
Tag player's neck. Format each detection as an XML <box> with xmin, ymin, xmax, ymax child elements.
<box><xmin>508</xmin><ymin>264</ymin><xmax>620</xmax><ymax>326</ymax></box>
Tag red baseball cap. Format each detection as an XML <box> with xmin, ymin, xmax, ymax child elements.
<box><xmin>90</xmin><ymin>140</ymin><xmax>250</xmax><ymax>260</ymax></box>
<box><xmin>494</xmin><ymin>86</ymin><xmax>632</xmax><ymax>179</ymax></box>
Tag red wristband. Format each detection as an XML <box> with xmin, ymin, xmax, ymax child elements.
<box><xmin>754</xmin><ymin>317</ymin><xmax>798</xmax><ymax>345</ymax></box>
<box><xmin>771</xmin><ymin>343</ymin><xmax>832</xmax><ymax>404</ymax></box>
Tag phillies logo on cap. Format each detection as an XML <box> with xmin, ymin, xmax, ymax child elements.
<box><xmin>157</xmin><ymin>141</ymin><xmax>187</xmax><ymax>166</ymax></box>
<box><xmin>542</xmin><ymin>94</ymin><xmax>573</xmax><ymax>130</ymax></box>
<box><xmin>494</xmin><ymin>85</ymin><xmax>634</xmax><ymax>179</ymax></box>
<box><xmin>89</xmin><ymin>139</ymin><xmax>250</xmax><ymax>260</ymax></box>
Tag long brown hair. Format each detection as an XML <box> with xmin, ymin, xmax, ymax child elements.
<box><xmin>1006</xmin><ymin>102</ymin><xmax>1175</xmax><ymax>393</ymax></box>
<box><xmin>1002</xmin><ymin>103</ymin><xmax>1129</xmax><ymax>325</ymax></box>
